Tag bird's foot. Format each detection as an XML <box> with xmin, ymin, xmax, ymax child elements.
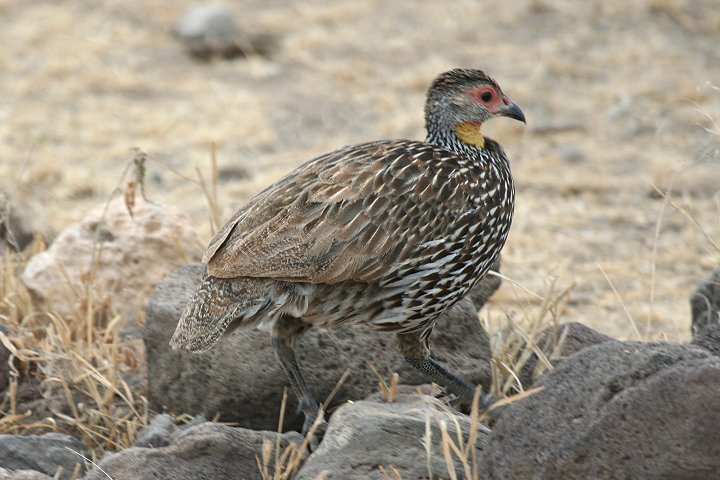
<box><xmin>447</xmin><ymin>389</ymin><xmax>498</xmax><ymax>418</ymax></box>
<box><xmin>480</xmin><ymin>393</ymin><xmax>507</xmax><ymax>426</ymax></box>
<box><xmin>307</xmin><ymin>418</ymin><xmax>327</xmax><ymax>452</ymax></box>
<box><xmin>460</xmin><ymin>391</ymin><xmax>507</xmax><ymax>426</ymax></box>
<box><xmin>301</xmin><ymin>408</ymin><xmax>327</xmax><ymax>452</ymax></box>
<box><xmin>478</xmin><ymin>392</ymin><xmax>497</xmax><ymax>411</ymax></box>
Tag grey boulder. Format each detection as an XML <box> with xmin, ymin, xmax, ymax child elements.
<box><xmin>692</xmin><ymin>322</ymin><xmax>720</xmax><ymax>357</ymax></box>
<box><xmin>518</xmin><ymin>321</ymin><xmax>614</xmax><ymax>386</ymax></box>
<box><xmin>0</xmin><ymin>433</ymin><xmax>89</xmax><ymax>480</ymax></box>
<box><xmin>0</xmin><ymin>469</ymin><xmax>53</xmax><ymax>480</ymax></box>
<box><xmin>83</xmin><ymin>422</ymin><xmax>300</xmax><ymax>480</ymax></box>
<box><xmin>297</xmin><ymin>394</ymin><xmax>489</xmax><ymax>479</ymax></box>
<box><xmin>690</xmin><ymin>268</ymin><xmax>720</xmax><ymax>356</ymax></box>
<box><xmin>134</xmin><ymin>413</ymin><xmax>207</xmax><ymax>448</ymax></box>
<box><xmin>690</xmin><ymin>267</ymin><xmax>720</xmax><ymax>332</ymax></box>
<box><xmin>484</xmin><ymin>340</ymin><xmax>720</xmax><ymax>479</ymax></box>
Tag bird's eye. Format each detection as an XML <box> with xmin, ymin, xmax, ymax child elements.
<box><xmin>468</xmin><ymin>87</ymin><xmax>497</xmax><ymax>105</ymax></box>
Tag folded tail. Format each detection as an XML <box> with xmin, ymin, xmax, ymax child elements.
<box><xmin>169</xmin><ymin>269</ymin><xmax>315</xmax><ymax>353</ymax></box>
<box><xmin>170</xmin><ymin>271</ymin><xmax>263</xmax><ymax>352</ymax></box>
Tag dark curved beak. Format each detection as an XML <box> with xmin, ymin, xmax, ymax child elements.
<box><xmin>499</xmin><ymin>99</ymin><xmax>526</xmax><ymax>124</ymax></box>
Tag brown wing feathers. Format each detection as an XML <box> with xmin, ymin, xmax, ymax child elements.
<box><xmin>204</xmin><ymin>140</ymin><xmax>471</xmax><ymax>285</ymax></box>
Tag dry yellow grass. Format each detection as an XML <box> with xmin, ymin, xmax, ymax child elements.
<box><xmin>0</xmin><ymin>248</ymin><xmax>148</xmax><ymax>459</ymax></box>
<box><xmin>257</xmin><ymin>390</ymin><xmax>318</xmax><ymax>480</ymax></box>
<box><xmin>0</xmin><ymin>162</ymin><xmax>155</xmax><ymax>460</ymax></box>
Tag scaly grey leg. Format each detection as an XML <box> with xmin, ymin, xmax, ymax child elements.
<box><xmin>271</xmin><ymin>316</ymin><xmax>321</xmax><ymax>435</ymax></box>
<box><xmin>397</xmin><ymin>330</ymin><xmax>495</xmax><ymax>411</ymax></box>
<box><xmin>271</xmin><ymin>337</ymin><xmax>320</xmax><ymax>433</ymax></box>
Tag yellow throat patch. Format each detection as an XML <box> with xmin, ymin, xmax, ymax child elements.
<box><xmin>455</xmin><ymin>121</ymin><xmax>485</xmax><ymax>149</ymax></box>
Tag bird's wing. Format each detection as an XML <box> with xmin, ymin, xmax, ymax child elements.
<box><xmin>204</xmin><ymin>140</ymin><xmax>479</xmax><ymax>284</ymax></box>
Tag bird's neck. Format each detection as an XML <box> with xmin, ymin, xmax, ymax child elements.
<box><xmin>425</xmin><ymin>120</ymin><xmax>512</xmax><ymax>184</ymax></box>
<box><xmin>454</xmin><ymin>121</ymin><xmax>485</xmax><ymax>149</ymax></box>
<box><xmin>425</xmin><ymin>119</ymin><xmax>487</xmax><ymax>159</ymax></box>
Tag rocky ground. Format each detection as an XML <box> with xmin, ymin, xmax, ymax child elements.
<box><xmin>3</xmin><ymin>241</ymin><xmax>720</xmax><ymax>478</ymax></box>
<box><xmin>1</xmin><ymin>0</ymin><xmax>720</xmax><ymax>478</ymax></box>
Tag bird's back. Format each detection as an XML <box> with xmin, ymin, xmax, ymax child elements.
<box><xmin>201</xmin><ymin>138</ymin><xmax>514</xmax><ymax>336</ymax></box>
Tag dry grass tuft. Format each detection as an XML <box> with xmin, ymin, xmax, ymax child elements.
<box><xmin>0</xmin><ymin>143</ymin><xmax>230</xmax><ymax>463</ymax></box>
<box><xmin>416</xmin><ymin>277</ymin><xmax>570</xmax><ymax>479</ymax></box>
<box><xmin>367</xmin><ymin>362</ymin><xmax>400</xmax><ymax>403</ymax></box>
<box><xmin>0</xmin><ymin>155</ymin><xmax>156</xmax><ymax>459</ymax></box>
<box><xmin>0</xmin><ymin>248</ymin><xmax>148</xmax><ymax>458</ymax></box>
<box><xmin>435</xmin><ymin>388</ymin><xmax>487</xmax><ymax>480</ymax></box>
<box><xmin>487</xmin><ymin>275</ymin><xmax>574</xmax><ymax>397</ymax></box>
<box><xmin>195</xmin><ymin>143</ymin><xmax>223</xmax><ymax>235</ymax></box>
<box><xmin>257</xmin><ymin>389</ymin><xmax>327</xmax><ymax>480</ymax></box>
<box><xmin>0</xmin><ymin>145</ymin><xmax>229</xmax><ymax>458</ymax></box>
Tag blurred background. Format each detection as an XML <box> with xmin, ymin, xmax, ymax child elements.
<box><xmin>1</xmin><ymin>0</ymin><xmax>719</xmax><ymax>340</ymax></box>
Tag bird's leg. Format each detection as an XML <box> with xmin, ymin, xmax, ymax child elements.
<box><xmin>271</xmin><ymin>316</ymin><xmax>322</xmax><ymax>435</ymax></box>
<box><xmin>396</xmin><ymin>330</ymin><xmax>495</xmax><ymax>412</ymax></box>
<box><xmin>271</xmin><ymin>337</ymin><xmax>320</xmax><ymax>433</ymax></box>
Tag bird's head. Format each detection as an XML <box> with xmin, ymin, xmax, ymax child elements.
<box><xmin>425</xmin><ymin>68</ymin><xmax>525</xmax><ymax>149</ymax></box>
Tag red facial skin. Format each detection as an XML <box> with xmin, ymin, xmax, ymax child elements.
<box><xmin>467</xmin><ymin>87</ymin><xmax>509</xmax><ymax>114</ymax></box>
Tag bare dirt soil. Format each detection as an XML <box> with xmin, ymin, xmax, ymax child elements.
<box><xmin>2</xmin><ymin>0</ymin><xmax>719</xmax><ymax>341</ymax></box>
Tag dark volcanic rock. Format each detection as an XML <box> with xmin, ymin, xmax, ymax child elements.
<box><xmin>84</xmin><ymin>422</ymin><xmax>300</xmax><ymax>480</ymax></box>
<box><xmin>690</xmin><ymin>268</ymin><xmax>720</xmax><ymax>357</ymax></box>
<box><xmin>0</xmin><ymin>433</ymin><xmax>89</xmax><ymax>480</ymax></box>
<box><xmin>134</xmin><ymin>413</ymin><xmax>209</xmax><ymax>448</ymax></box>
<box><xmin>691</xmin><ymin>268</ymin><xmax>720</xmax><ymax>333</ymax></box>
<box><xmin>134</xmin><ymin>413</ymin><xmax>176</xmax><ymax>448</ymax></box>
<box><xmin>146</xmin><ymin>261</ymin><xmax>498</xmax><ymax>432</ymax></box>
<box><xmin>691</xmin><ymin>322</ymin><xmax>720</xmax><ymax>357</ymax></box>
<box><xmin>485</xmin><ymin>341</ymin><xmax>720</xmax><ymax>479</ymax></box>
<box><xmin>691</xmin><ymin>268</ymin><xmax>720</xmax><ymax>331</ymax></box>
<box><xmin>296</xmin><ymin>394</ymin><xmax>489</xmax><ymax>479</ymax></box>
<box><xmin>519</xmin><ymin>321</ymin><xmax>614</xmax><ymax>386</ymax></box>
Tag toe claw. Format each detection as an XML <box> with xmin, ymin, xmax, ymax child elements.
<box><xmin>307</xmin><ymin>419</ymin><xmax>328</xmax><ymax>452</ymax></box>
<box><xmin>301</xmin><ymin>409</ymin><xmax>327</xmax><ymax>452</ymax></box>
<box><xmin>479</xmin><ymin>392</ymin><xmax>497</xmax><ymax>411</ymax></box>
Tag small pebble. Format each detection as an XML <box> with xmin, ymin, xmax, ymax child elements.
<box><xmin>556</xmin><ymin>144</ymin><xmax>586</xmax><ymax>163</ymax></box>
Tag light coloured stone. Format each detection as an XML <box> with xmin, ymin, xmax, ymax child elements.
<box><xmin>174</xmin><ymin>5</ymin><xmax>237</xmax><ymax>42</ymax></box>
<box><xmin>21</xmin><ymin>196</ymin><xmax>203</xmax><ymax>323</ymax></box>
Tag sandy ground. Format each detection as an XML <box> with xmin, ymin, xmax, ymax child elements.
<box><xmin>2</xmin><ymin>0</ymin><xmax>719</xmax><ymax>341</ymax></box>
